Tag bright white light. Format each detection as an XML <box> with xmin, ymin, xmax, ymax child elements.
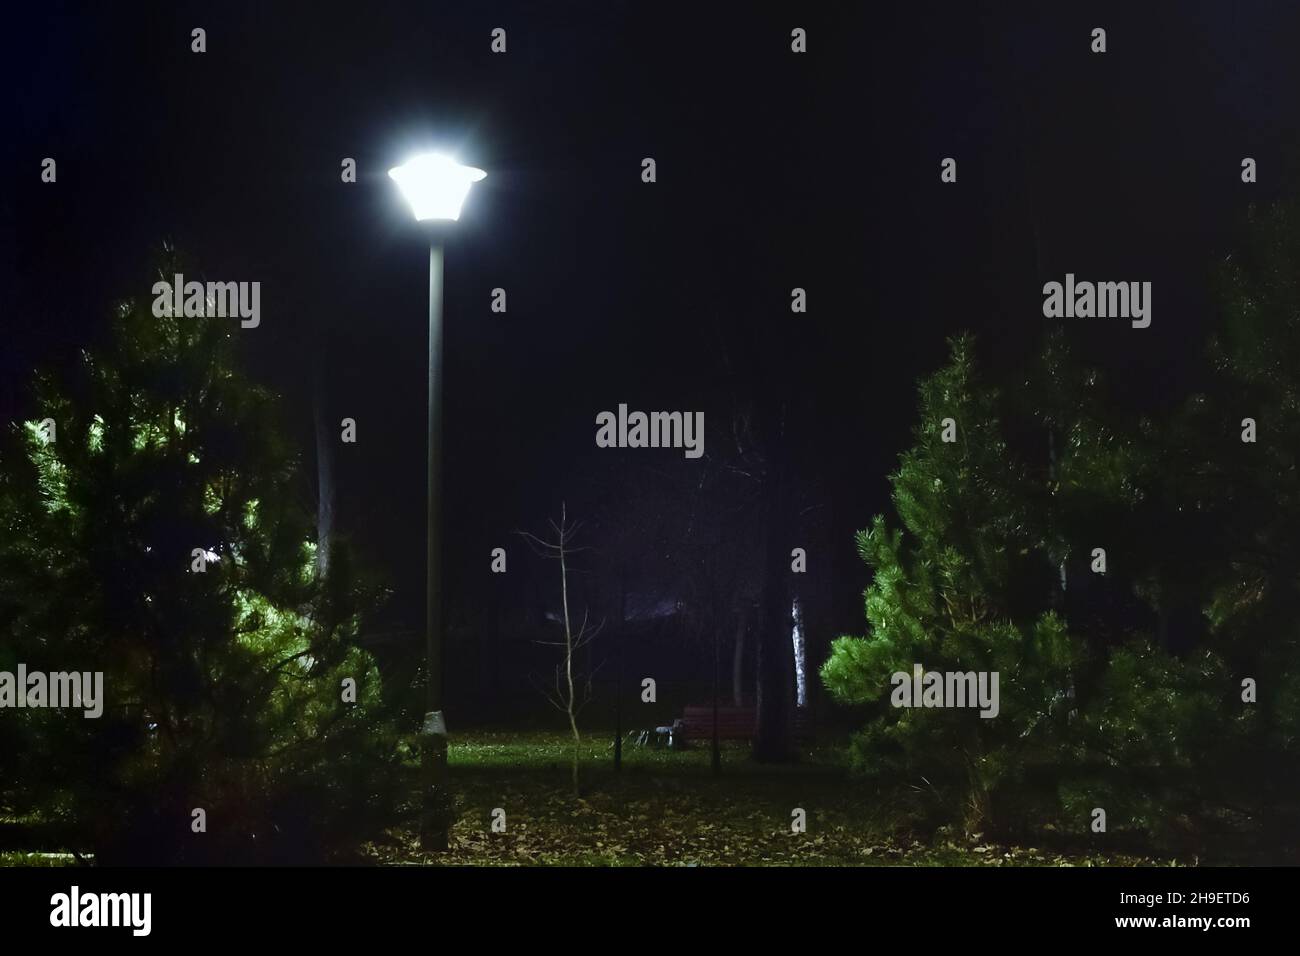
<box><xmin>388</xmin><ymin>153</ymin><xmax>486</xmax><ymax>221</ymax></box>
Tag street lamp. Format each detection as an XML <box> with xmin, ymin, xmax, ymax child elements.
<box><xmin>389</xmin><ymin>151</ymin><xmax>485</xmax><ymax>851</ymax></box>
<box><xmin>389</xmin><ymin>153</ymin><xmax>487</xmax><ymax>222</ymax></box>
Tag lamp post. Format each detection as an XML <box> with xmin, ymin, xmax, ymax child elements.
<box><xmin>388</xmin><ymin>152</ymin><xmax>486</xmax><ymax>851</ymax></box>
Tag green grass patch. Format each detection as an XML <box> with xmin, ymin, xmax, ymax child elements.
<box><xmin>371</xmin><ymin>728</ymin><xmax>1172</xmax><ymax>867</ymax></box>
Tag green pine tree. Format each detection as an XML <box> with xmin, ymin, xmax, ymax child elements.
<box><xmin>822</xmin><ymin>333</ymin><xmax>1242</xmax><ymax>848</ymax></box>
<box><xmin>0</xmin><ymin>250</ymin><xmax>411</xmax><ymax>863</ymax></box>
<box><xmin>1197</xmin><ymin>200</ymin><xmax>1300</xmax><ymax>847</ymax></box>
<box><xmin>821</xmin><ymin>335</ymin><xmax>1084</xmax><ymax>835</ymax></box>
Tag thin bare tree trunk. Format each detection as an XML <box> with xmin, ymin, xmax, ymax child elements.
<box><xmin>709</xmin><ymin>556</ymin><xmax>721</xmax><ymax>775</ymax></box>
<box><xmin>520</xmin><ymin>504</ymin><xmax>600</xmax><ymax>797</ymax></box>
<box><xmin>558</xmin><ymin>504</ymin><xmax>581</xmax><ymax>794</ymax></box>
<box><xmin>614</xmin><ymin>570</ymin><xmax>627</xmax><ymax>772</ymax></box>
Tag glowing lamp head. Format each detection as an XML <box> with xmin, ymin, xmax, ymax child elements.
<box><xmin>388</xmin><ymin>153</ymin><xmax>486</xmax><ymax>222</ymax></box>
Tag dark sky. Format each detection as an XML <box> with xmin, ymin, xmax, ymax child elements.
<box><xmin>4</xmin><ymin>1</ymin><xmax>1299</xmax><ymax>641</ymax></box>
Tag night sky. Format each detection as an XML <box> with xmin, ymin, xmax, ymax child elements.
<box><xmin>5</xmin><ymin>1</ymin><xmax>1299</xmax><ymax>654</ymax></box>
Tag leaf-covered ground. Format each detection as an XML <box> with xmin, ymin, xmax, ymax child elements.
<box><xmin>371</xmin><ymin>730</ymin><xmax>1173</xmax><ymax>867</ymax></box>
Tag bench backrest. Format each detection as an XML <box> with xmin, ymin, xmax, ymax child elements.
<box><xmin>677</xmin><ymin>705</ymin><xmax>812</xmax><ymax>739</ymax></box>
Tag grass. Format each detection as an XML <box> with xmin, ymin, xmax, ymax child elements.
<box><xmin>0</xmin><ymin>729</ymin><xmax>1179</xmax><ymax>867</ymax></box>
<box><xmin>370</xmin><ymin>728</ymin><xmax>1172</xmax><ymax>867</ymax></box>
<box><xmin>0</xmin><ymin>852</ymin><xmax>78</xmax><ymax>866</ymax></box>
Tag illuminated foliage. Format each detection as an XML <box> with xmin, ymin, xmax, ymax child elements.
<box><xmin>0</xmin><ymin>250</ymin><xmax>409</xmax><ymax>863</ymax></box>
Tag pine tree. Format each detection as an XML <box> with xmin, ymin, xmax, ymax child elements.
<box><xmin>1197</xmin><ymin>200</ymin><xmax>1300</xmax><ymax>847</ymax></box>
<box><xmin>822</xmin><ymin>321</ymin><xmax>1277</xmax><ymax>852</ymax></box>
<box><xmin>0</xmin><ymin>250</ymin><xmax>409</xmax><ymax>863</ymax></box>
<box><xmin>821</xmin><ymin>335</ymin><xmax>1082</xmax><ymax>834</ymax></box>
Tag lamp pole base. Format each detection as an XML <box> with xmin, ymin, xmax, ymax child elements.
<box><xmin>420</xmin><ymin>710</ymin><xmax>449</xmax><ymax>851</ymax></box>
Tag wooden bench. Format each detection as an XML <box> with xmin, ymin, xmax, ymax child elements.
<box><xmin>673</xmin><ymin>704</ymin><xmax>812</xmax><ymax>744</ymax></box>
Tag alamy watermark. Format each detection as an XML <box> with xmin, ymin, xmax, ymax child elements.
<box><xmin>0</xmin><ymin>665</ymin><xmax>103</xmax><ymax>718</ymax></box>
<box><xmin>595</xmin><ymin>404</ymin><xmax>704</xmax><ymax>459</ymax></box>
<box><xmin>1042</xmin><ymin>273</ymin><xmax>1151</xmax><ymax>328</ymax></box>
<box><xmin>50</xmin><ymin>886</ymin><xmax>151</xmax><ymax>936</ymax></box>
<box><xmin>151</xmin><ymin>273</ymin><xmax>260</xmax><ymax>328</ymax></box>
<box><xmin>890</xmin><ymin>663</ymin><xmax>999</xmax><ymax>718</ymax></box>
